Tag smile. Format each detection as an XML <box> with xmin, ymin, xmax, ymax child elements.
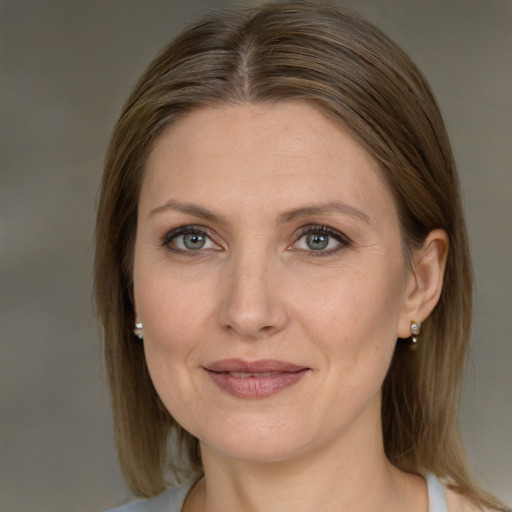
<box><xmin>203</xmin><ymin>359</ymin><xmax>310</xmax><ymax>399</ymax></box>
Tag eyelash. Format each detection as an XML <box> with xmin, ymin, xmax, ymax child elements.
<box><xmin>293</xmin><ymin>225</ymin><xmax>352</xmax><ymax>257</ymax></box>
<box><xmin>161</xmin><ymin>225</ymin><xmax>220</xmax><ymax>255</ymax></box>
<box><xmin>161</xmin><ymin>224</ymin><xmax>352</xmax><ymax>256</ymax></box>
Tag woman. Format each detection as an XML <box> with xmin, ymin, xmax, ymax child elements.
<box><xmin>94</xmin><ymin>2</ymin><xmax>508</xmax><ymax>511</ymax></box>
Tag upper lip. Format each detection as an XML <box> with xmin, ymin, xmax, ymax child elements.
<box><xmin>204</xmin><ymin>359</ymin><xmax>308</xmax><ymax>373</ymax></box>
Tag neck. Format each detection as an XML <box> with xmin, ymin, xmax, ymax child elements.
<box><xmin>184</xmin><ymin>408</ymin><xmax>428</xmax><ymax>512</ymax></box>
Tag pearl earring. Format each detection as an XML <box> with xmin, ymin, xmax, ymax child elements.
<box><xmin>410</xmin><ymin>320</ymin><xmax>421</xmax><ymax>348</ymax></box>
<box><xmin>134</xmin><ymin>322</ymin><xmax>144</xmax><ymax>339</ymax></box>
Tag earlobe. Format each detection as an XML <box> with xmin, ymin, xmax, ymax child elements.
<box><xmin>397</xmin><ymin>229</ymin><xmax>449</xmax><ymax>338</ymax></box>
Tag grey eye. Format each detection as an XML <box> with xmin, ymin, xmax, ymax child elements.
<box><xmin>182</xmin><ymin>232</ymin><xmax>207</xmax><ymax>250</ymax></box>
<box><xmin>292</xmin><ymin>226</ymin><xmax>349</xmax><ymax>254</ymax></box>
<box><xmin>305</xmin><ymin>233</ymin><xmax>330</xmax><ymax>250</ymax></box>
<box><xmin>167</xmin><ymin>229</ymin><xmax>218</xmax><ymax>252</ymax></box>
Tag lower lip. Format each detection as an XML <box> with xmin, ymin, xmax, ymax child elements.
<box><xmin>205</xmin><ymin>369</ymin><xmax>309</xmax><ymax>399</ymax></box>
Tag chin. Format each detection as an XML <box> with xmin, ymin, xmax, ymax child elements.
<box><xmin>196</xmin><ymin>414</ymin><xmax>314</xmax><ymax>464</ymax></box>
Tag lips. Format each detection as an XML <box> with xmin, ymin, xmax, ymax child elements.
<box><xmin>203</xmin><ymin>359</ymin><xmax>310</xmax><ymax>399</ymax></box>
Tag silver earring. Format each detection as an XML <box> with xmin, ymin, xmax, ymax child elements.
<box><xmin>134</xmin><ymin>322</ymin><xmax>143</xmax><ymax>339</ymax></box>
<box><xmin>410</xmin><ymin>320</ymin><xmax>421</xmax><ymax>348</ymax></box>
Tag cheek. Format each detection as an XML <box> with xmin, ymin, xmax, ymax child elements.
<box><xmin>135</xmin><ymin>263</ymin><xmax>215</xmax><ymax>347</ymax></box>
<box><xmin>291</xmin><ymin>258</ymin><xmax>407</xmax><ymax>410</ymax></box>
<box><xmin>134</xmin><ymin>271</ymin><xmax>214</xmax><ymax>427</ymax></box>
<box><xmin>132</xmin><ymin>265</ymin><xmax>211</xmax><ymax>403</ymax></box>
<box><xmin>296</xmin><ymin>259</ymin><xmax>406</xmax><ymax>349</ymax></box>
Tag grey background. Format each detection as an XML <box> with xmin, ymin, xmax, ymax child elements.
<box><xmin>1</xmin><ymin>1</ymin><xmax>510</xmax><ymax>511</ymax></box>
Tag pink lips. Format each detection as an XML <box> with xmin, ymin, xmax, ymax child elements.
<box><xmin>204</xmin><ymin>359</ymin><xmax>309</xmax><ymax>399</ymax></box>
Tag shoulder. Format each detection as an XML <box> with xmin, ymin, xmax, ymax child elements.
<box><xmin>105</xmin><ymin>480</ymin><xmax>195</xmax><ymax>512</ymax></box>
<box><xmin>426</xmin><ymin>472</ymin><xmax>501</xmax><ymax>512</ymax></box>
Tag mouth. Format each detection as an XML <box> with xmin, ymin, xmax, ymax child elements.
<box><xmin>203</xmin><ymin>359</ymin><xmax>310</xmax><ymax>399</ymax></box>
<box><xmin>226</xmin><ymin>371</ymin><xmax>287</xmax><ymax>378</ymax></box>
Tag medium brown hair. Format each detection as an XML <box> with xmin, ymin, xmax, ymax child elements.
<box><xmin>94</xmin><ymin>1</ymin><xmax>505</xmax><ymax>508</ymax></box>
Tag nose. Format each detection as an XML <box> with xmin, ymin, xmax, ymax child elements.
<box><xmin>217</xmin><ymin>250</ymin><xmax>289</xmax><ymax>340</ymax></box>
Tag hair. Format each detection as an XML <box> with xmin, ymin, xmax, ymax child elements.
<box><xmin>94</xmin><ymin>1</ymin><xmax>506</xmax><ymax>509</ymax></box>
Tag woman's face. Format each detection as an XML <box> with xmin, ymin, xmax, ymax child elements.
<box><xmin>133</xmin><ymin>103</ymin><xmax>416</xmax><ymax>463</ymax></box>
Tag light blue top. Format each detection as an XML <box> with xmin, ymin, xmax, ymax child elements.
<box><xmin>107</xmin><ymin>479</ymin><xmax>196</xmax><ymax>512</ymax></box>
<box><xmin>107</xmin><ymin>472</ymin><xmax>447</xmax><ymax>512</ymax></box>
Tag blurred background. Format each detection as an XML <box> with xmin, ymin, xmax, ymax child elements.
<box><xmin>1</xmin><ymin>0</ymin><xmax>510</xmax><ymax>510</ymax></box>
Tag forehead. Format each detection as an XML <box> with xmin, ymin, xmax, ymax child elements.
<box><xmin>147</xmin><ymin>102</ymin><xmax>373</xmax><ymax>173</ymax></box>
<box><xmin>140</xmin><ymin>102</ymin><xmax>397</xmax><ymax>227</ymax></box>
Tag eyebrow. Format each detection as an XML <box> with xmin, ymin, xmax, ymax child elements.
<box><xmin>149</xmin><ymin>199</ymin><xmax>228</xmax><ymax>224</ymax></box>
<box><xmin>277</xmin><ymin>202</ymin><xmax>370</xmax><ymax>225</ymax></box>
<box><xmin>149</xmin><ymin>199</ymin><xmax>370</xmax><ymax>225</ymax></box>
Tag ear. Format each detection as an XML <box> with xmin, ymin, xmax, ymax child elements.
<box><xmin>397</xmin><ymin>229</ymin><xmax>449</xmax><ymax>339</ymax></box>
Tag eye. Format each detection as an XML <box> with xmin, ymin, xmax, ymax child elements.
<box><xmin>291</xmin><ymin>226</ymin><xmax>351</xmax><ymax>254</ymax></box>
<box><xmin>163</xmin><ymin>227</ymin><xmax>220</xmax><ymax>253</ymax></box>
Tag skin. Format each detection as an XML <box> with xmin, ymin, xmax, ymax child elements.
<box><xmin>133</xmin><ymin>103</ymin><xmax>450</xmax><ymax>512</ymax></box>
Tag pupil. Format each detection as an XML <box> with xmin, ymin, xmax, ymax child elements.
<box><xmin>183</xmin><ymin>233</ymin><xmax>205</xmax><ymax>250</ymax></box>
<box><xmin>307</xmin><ymin>233</ymin><xmax>329</xmax><ymax>250</ymax></box>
